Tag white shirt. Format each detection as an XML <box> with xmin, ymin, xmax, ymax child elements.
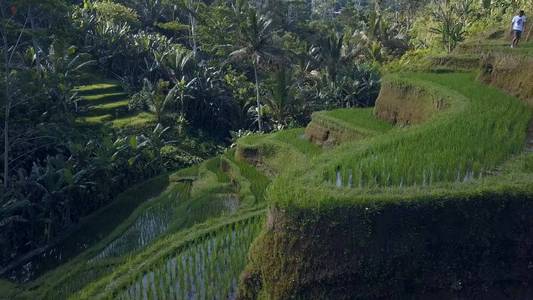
<box><xmin>512</xmin><ymin>15</ymin><xmax>526</xmax><ymax>31</ymax></box>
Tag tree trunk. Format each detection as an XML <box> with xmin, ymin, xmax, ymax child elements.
<box><xmin>1</xmin><ymin>6</ymin><xmax>29</xmax><ymax>189</ymax></box>
<box><xmin>3</xmin><ymin>95</ymin><xmax>8</xmax><ymax>189</ymax></box>
<box><xmin>253</xmin><ymin>59</ymin><xmax>263</xmax><ymax>132</ymax></box>
<box><xmin>29</xmin><ymin>7</ymin><xmax>40</xmax><ymax>69</ymax></box>
<box><xmin>190</xmin><ymin>12</ymin><xmax>197</xmax><ymax>57</ymax></box>
<box><xmin>188</xmin><ymin>0</ymin><xmax>198</xmax><ymax>58</ymax></box>
<box><xmin>2</xmin><ymin>23</ymin><xmax>10</xmax><ymax>189</ymax></box>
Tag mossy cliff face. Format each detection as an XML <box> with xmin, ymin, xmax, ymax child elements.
<box><xmin>304</xmin><ymin>120</ymin><xmax>365</xmax><ymax>147</ymax></box>
<box><xmin>374</xmin><ymin>80</ymin><xmax>447</xmax><ymax>125</ymax></box>
<box><xmin>479</xmin><ymin>53</ymin><xmax>533</xmax><ymax>107</ymax></box>
<box><xmin>239</xmin><ymin>190</ymin><xmax>533</xmax><ymax>299</ymax></box>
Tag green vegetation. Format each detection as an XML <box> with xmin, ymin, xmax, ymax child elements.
<box><xmin>281</xmin><ymin>73</ymin><xmax>529</xmax><ymax>200</ymax></box>
<box><xmin>2</xmin><ymin>0</ymin><xmax>533</xmax><ymax>299</ymax></box>
<box><xmin>237</xmin><ymin>5</ymin><xmax>533</xmax><ymax>296</ymax></box>
<box><xmin>75</xmin><ymin>81</ymin><xmax>156</xmax><ymax>129</ymax></box>
<box><xmin>318</xmin><ymin>108</ymin><xmax>393</xmax><ymax>134</ymax></box>
<box><xmin>77</xmin><ymin>211</ymin><xmax>265</xmax><ymax>299</ymax></box>
<box><xmin>0</xmin><ymin>144</ymin><xmax>273</xmax><ymax>299</ymax></box>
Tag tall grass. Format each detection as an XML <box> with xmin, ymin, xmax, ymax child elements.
<box><xmin>272</xmin><ymin>128</ymin><xmax>322</xmax><ymax>157</ymax></box>
<box><xmin>117</xmin><ymin>217</ymin><xmax>262</xmax><ymax>300</ymax></box>
<box><xmin>76</xmin><ymin>213</ymin><xmax>265</xmax><ymax>299</ymax></box>
<box><xmin>324</xmin><ymin>73</ymin><xmax>530</xmax><ymax>188</ymax></box>
<box><xmin>90</xmin><ymin>188</ymin><xmax>181</xmax><ymax>262</ymax></box>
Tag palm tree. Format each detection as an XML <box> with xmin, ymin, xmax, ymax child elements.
<box><xmin>229</xmin><ymin>11</ymin><xmax>282</xmax><ymax>132</ymax></box>
<box><xmin>313</xmin><ymin>33</ymin><xmax>344</xmax><ymax>83</ymax></box>
<box><xmin>265</xmin><ymin>65</ymin><xmax>297</xmax><ymax>127</ymax></box>
<box><xmin>133</xmin><ymin>79</ymin><xmax>182</xmax><ymax>124</ymax></box>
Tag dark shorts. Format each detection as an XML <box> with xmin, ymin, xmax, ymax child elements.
<box><xmin>514</xmin><ymin>30</ymin><xmax>522</xmax><ymax>39</ymax></box>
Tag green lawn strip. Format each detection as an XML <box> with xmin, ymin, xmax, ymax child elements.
<box><xmin>238</xmin><ymin>128</ymin><xmax>322</xmax><ymax>158</ymax></box>
<box><xmin>79</xmin><ymin>92</ymin><xmax>129</xmax><ymax>106</ymax></box>
<box><xmin>271</xmin><ymin>128</ymin><xmax>322</xmax><ymax>157</ymax></box>
<box><xmin>111</xmin><ymin>112</ymin><xmax>156</xmax><ymax>129</ymax></box>
<box><xmin>204</xmin><ymin>157</ymin><xmax>232</xmax><ymax>183</ymax></box>
<box><xmin>267</xmin><ymin>72</ymin><xmax>531</xmax><ymax>207</ymax></box>
<box><xmin>317</xmin><ymin>107</ymin><xmax>393</xmax><ymax>134</ymax></box>
<box><xmin>236</xmin><ymin>132</ymin><xmax>320</xmax><ymax>177</ymax></box>
<box><xmin>73</xmin><ymin>82</ymin><xmax>122</xmax><ymax>96</ymax></box>
<box><xmin>73</xmin><ymin>80</ymin><xmax>156</xmax><ymax>130</ymax></box>
<box><xmin>426</xmin><ymin>53</ymin><xmax>481</xmax><ymax>71</ymax></box>
<box><xmin>77</xmin><ymin>114</ymin><xmax>114</xmax><ymax>125</ymax></box>
<box><xmin>458</xmin><ymin>39</ymin><xmax>533</xmax><ymax>55</ymax></box>
<box><xmin>73</xmin><ymin>208</ymin><xmax>266</xmax><ymax>299</ymax></box>
<box><xmin>330</xmin><ymin>72</ymin><xmax>528</xmax><ymax>185</ymax></box>
<box><xmin>89</xmin><ymin>99</ymin><xmax>129</xmax><ymax>111</ymax></box>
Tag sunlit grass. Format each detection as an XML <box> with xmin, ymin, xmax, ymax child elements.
<box><xmin>73</xmin><ymin>81</ymin><xmax>155</xmax><ymax>130</ymax></box>
<box><xmin>91</xmin><ymin>99</ymin><xmax>128</xmax><ymax>109</ymax></box>
<box><xmin>111</xmin><ymin>112</ymin><xmax>156</xmax><ymax>129</ymax></box>
<box><xmin>73</xmin><ymin>82</ymin><xmax>122</xmax><ymax>95</ymax></box>
<box><xmin>78</xmin><ymin>114</ymin><xmax>113</xmax><ymax>124</ymax></box>
<box><xmin>271</xmin><ymin>128</ymin><xmax>322</xmax><ymax>157</ymax></box>
<box><xmin>317</xmin><ymin>108</ymin><xmax>393</xmax><ymax>134</ymax></box>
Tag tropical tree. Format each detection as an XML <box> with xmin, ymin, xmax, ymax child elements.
<box><xmin>229</xmin><ymin>11</ymin><xmax>282</xmax><ymax>132</ymax></box>
<box><xmin>313</xmin><ymin>32</ymin><xmax>344</xmax><ymax>83</ymax></box>
<box><xmin>265</xmin><ymin>65</ymin><xmax>297</xmax><ymax>128</ymax></box>
<box><xmin>1</xmin><ymin>2</ymin><xmax>28</xmax><ymax>189</ymax></box>
<box><xmin>430</xmin><ymin>0</ymin><xmax>477</xmax><ymax>52</ymax></box>
<box><xmin>130</xmin><ymin>79</ymin><xmax>181</xmax><ymax>124</ymax></box>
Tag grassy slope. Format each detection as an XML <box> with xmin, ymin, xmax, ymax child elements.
<box><xmin>75</xmin><ymin>209</ymin><xmax>266</xmax><ymax>299</ymax></box>
<box><xmin>69</xmin><ymin>150</ymin><xmax>271</xmax><ymax>298</ymax></box>
<box><xmin>5</xmin><ymin>28</ymin><xmax>533</xmax><ymax>300</ymax></box>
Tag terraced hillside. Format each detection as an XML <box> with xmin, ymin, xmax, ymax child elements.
<box><xmin>74</xmin><ymin>80</ymin><xmax>155</xmax><ymax>129</ymax></box>
<box><xmin>2</xmin><ymin>28</ymin><xmax>533</xmax><ymax>300</ymax></box>
<box><xmin>0</xmin><ymin>146</ymin><xmax>275</xmax><ymax>299</ymax></box>
<box><xmin>237</xmin><ymin>36</ymin><xmax>533</xmax><ymax>298</ymax></box>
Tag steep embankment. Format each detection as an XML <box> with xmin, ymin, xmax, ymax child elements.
<box><xmin>479</xmin><ymin>48</ymin><xmax>533</xmax><ymax>106</ymax></box>
<box><xmin>238</xmin><ymin>65</ymin><xmax>533</xmax><ymax>298</ymax></box>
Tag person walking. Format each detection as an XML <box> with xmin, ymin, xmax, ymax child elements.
<box><xmin>511</xmin><ymin>10</ymin><xmax>527</xmax><ymax>48</ymax></box>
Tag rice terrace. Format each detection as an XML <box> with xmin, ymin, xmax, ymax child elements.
<box><xmin>1</xmin><ymin>0</ymin><xmax>533</xmax><ymax>299</ymax></box>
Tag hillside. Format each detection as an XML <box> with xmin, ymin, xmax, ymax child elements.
<box><xmin>236</xmin><ymin>35</ymin><xmax>533</xmax><ymax>298</ymax></box>
<box><xmin>1</xmin><ymin>1</ymin><xmax>533</xmax><ymax>299</ymax></box>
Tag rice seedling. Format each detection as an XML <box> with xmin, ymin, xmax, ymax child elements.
<box><xmin>323</xmin><ymin>73</ymin><xmax>530</xmax><ymax>189</ymax></box>
<box><xmin>90</xmin><ymin>191</ymin><xmax>180</xmax><ymax>262</ymax></box>
<box><xmin>80</xmin><ymin>213</ymin><xmax>265</xmax><ymax>299</ymax></box>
